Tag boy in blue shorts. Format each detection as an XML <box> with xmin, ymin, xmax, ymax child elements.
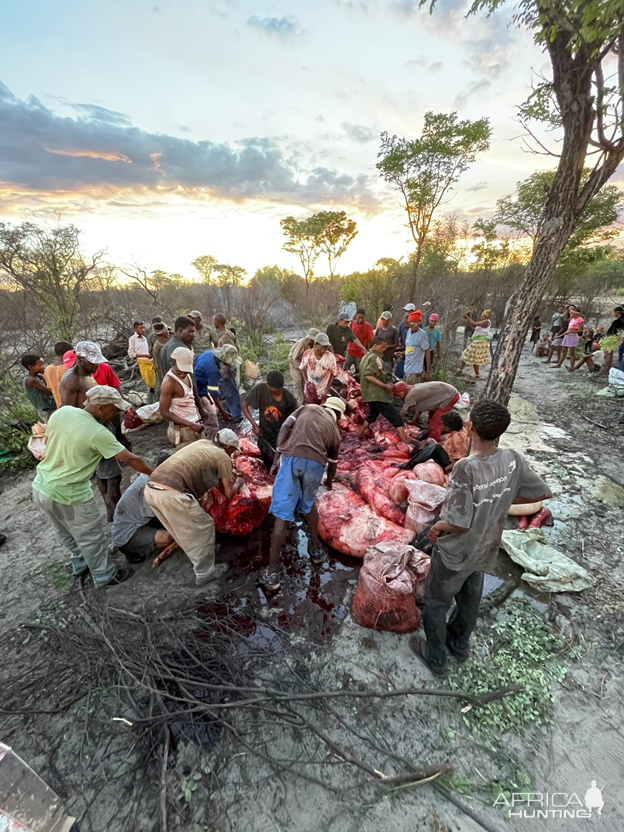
<box><xmin>263</xmin><ymin>397</ymin><xmax>345</xmax><ymax>591</ymax></box>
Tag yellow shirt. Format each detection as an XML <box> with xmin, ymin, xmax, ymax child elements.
<box><xmin>43</xmin><ymin>363</ymin><xmax>69</xmax><ymax>408</ymax></box>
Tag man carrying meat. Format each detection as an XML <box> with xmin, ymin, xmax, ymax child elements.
<box><xmin>300</xmin><ymin>333</ymin><xmax>339</xmax><ymax>403</ymax></box>
<box><xmin>262</xmin><ymin>397</ymin><xmax>346</xmax><ymax>592</ymax></box>
<box><xmin>241</xmin><ymin>370</ymin><xmax>298</xmax><ymax>471</ymax></box>
<box><xmin>160</xmin><ymin>347</ymin><xmax>212</xmax><ymax>447</ymax></box>
<box><xmin>356</xmin><ymin>337</ymin><xmax>408</xmax><ymax>444</ymax></box>
<box><xmin>144</xmin><ymin>429</ymin><xmax>243</xmax><ymax>586</ymax></box>
<box><xmin>409</xmin><ymin>399</ymin><xmax>551</xmax><ymax>678</ymax></box>
<box><xmin>397</xmin><ymin>380</ymin><xmax>460</xmax><ymax>441</ymax></box>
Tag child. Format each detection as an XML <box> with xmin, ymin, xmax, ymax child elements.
<box><xmin>535</xmin><ymin>330</ymin><xmax>551</xmax><ymax>358</ymax></box>
<box><xmin>440</xmin><ymin>410</ymin><xmax>469</xmax><ymax>466</ymax></box>
<box><xmin>21</xmin><ymin>355</ymin><xmax>57</xmax><ymax>422</ymax></box>
<box><xmin>409</xmin><ymin>399</ymin><xmax>551</xmax><ymax>677</ymax></box>
<box><xmin>530</xmin><ymin>315</ymin><xmax>541</xmax><ymax>351</ymax></box>
<box><xmin>427</xmin><ymin>314</ymin><xmax>442</xmax><ymax>365</ymax></box>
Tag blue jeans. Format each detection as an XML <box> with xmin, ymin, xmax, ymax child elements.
<box><xmin>219</xmin><ymin>374</ymin><xmax>242</xmax><ymax>419</ymax></box>
<box><xmin>270</xmin><ymin>456</ymin><xmax>325</xmax><ymax>522</ymax></box>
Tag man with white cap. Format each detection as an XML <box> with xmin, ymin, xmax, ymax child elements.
<box><xmin>59</xmin><ymin>340</ymin><xmax>105</xmax><ymax>407</ymax></box>
<box><xmin>397</xmin><ymin>303</ymin><xmax>417</xmax><ymax>353</ymax></box>
<box><xmin>32</xmin><ymin>386</ymin><xmax>153</xmax><ymax>589</ymax></box>
<box><xmin>289</xmin><ymin>328</ymin><xmax>319</xmax><ymax>405</ymax></box>
<box><xmin>299</xmin><ymin>332</ymin><xmax>339</xmax><ymax>402</ymax></box>
<box><xmin>160</xmin><ymin>347</ymin><xmax>212</xmax><ymax>447</ymax></box>
<box><xmin>374</xmin><ymin>312</ymin><xmax>399</xmax><ymax>373</ymax></box>
<box><xmin>262</xmin><ymin>397</ymin><xmax>345</xmax><ymax>591</ymax></box>
<box><xmin>144</xmin><ymin>430</ymin><xmax>243</xmax><ymax>586</ymax></box>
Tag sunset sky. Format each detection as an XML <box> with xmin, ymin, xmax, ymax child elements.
<box><xmin>0</xmin><ymin>0</ymin><xmax>570</xmax><ymax>278</ymax></box>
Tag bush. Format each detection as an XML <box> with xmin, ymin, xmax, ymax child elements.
<box><xmin>0</xmin><ymin>359</ymin><xmax>39</xmax><ymax>475</ymax></box>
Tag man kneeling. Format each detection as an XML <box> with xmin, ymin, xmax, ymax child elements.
<box><xmin>111</xmin><ymin>455</ymin><xmax>176</xmax><ymax>564</ymax></box>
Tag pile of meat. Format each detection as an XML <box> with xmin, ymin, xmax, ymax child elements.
<box><xmin>315</xmin><ymin>373</ymin><xmax>449</xmax><ymax>557</ymax></box>
<box><xmin>199</xmin><ymin>442</ymin><xmax>275</xmax><ymax>536</ymax></box>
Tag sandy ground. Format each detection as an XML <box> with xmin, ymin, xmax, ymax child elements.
<box><xmin>1</xmin><ymin>343</ymin><xmax>623</xmax><ymax>831</ymax></box>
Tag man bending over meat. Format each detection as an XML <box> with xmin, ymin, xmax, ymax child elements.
<box><xmin>262</xmin><ymin>397</ymin><xmax>346</xmax><ymax>592</ymax></box>
<box><xmin>356</xmin><ymin>337</ymin><xmax>408</xmax><ymax>443</ymax></box>
<box><xmin>242</xmin><ymin>370</ymin><xmax>298</xmax><ymax>471</ymax></box>
<box><xmin>144</xmin><ymin>429</ymin><xmax>243</xmax><ymax>586</ymax></box>
<box><xmin>409</xmin><ymin>399</ymin><xmax>551</xmax><ymax>678</ymax></box>
<box><xmin>396</xmin><ymin>380</ymin><xmax>460</xmax><ymax>441</ymax></box>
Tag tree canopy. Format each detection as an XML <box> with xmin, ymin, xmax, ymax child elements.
<box><xmin>280</xmin><ymin>210</ymin><xmax>358</xmax><ymax>284</ymax></box>
<box><xmin>376</xmin><ymin>112</ymin><xmax>491</xmax><ymax>301</ymax></box>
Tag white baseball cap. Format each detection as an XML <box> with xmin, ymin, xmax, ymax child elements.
<box><xmin>314</xmin><ymin>333</ymin><xmax>331</xmax><ymax>346</ymax></box>
<box><xmin>380</xmin><ymin>311</ymin><xmax>392</xmax><ymax>320</ymax></box>
<box><xmin>216</xmin><ymin>428</ymin><xmax>240</xmax><ymax>450</ymax></box>
<box><xmin>75</xmin><ymin>340</ymin><xmax>107</xmax><ymax>364</ymax></box>
<box><xmin>323</xmin><ymin>396</ymin><xmax>346</xmax><ymax>417</ymax></box>
<box><xmin>403</xmin><ymin>303</ymin><xmax>416</xmax><ymax>312</ymax></box>
<box><xmin>171</xmin><ymin>347</ymin><xmax>194</xmax><ymax>373</ymax></box>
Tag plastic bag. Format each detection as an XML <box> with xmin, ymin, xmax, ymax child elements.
<box><xmin>338</xmin><ymin>300</ymin><xmax>357</xmax><ymax>322</ymax></box>
<box><xmin>245</xmin><ymin>359</ymin><xmax>260</xmax><ymax>380</ymax></box>
<box><xmin>27</xmin><ymin>434</ymin><xmax>47</xmax><ymax>461</ymax></box>
<box><xmin>455</xmin><ymin>392</ymin><xmax>470</xmax><ymax>409</ymax></box>
<box><xmin>412</xmin><ymin>460</ymin><xmax>446</xmax><ymax>486</ymax></box>
<box><xmin>608</xmin><ymin>367</ymin><xmax>624</xmax><ymax>396</ymax></box>
<box><xmin>135</xmin><ymin>402</ymin><xmax>163</xmax><ymax>424</ymax></box>
<box><xmin>351</xmin><ymin>542</ymin><xmax>430</xmax><ymax>633</ymax></box>
<box><xmin>405</xmin><ymin>479</ymin><xmax>446</xmax><ymax>512</ymax></box>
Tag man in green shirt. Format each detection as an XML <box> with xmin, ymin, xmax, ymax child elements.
<box><xmin>357</xmin><ymin>337</ymin><xmax>408</xmax><ymax>443</ymax></box>
<box><xmin>33</xmin><ymin>386</ymin><xmax>153</xmax><ymax>588</ymax></box>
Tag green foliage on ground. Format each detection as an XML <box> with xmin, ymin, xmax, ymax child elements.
<box><xmin>448</xmin><ymin>598</ymin><xmax>573</xmax><ymax>738</ymax></box>
<box><xmin>0</xmin><ymin>366</ymin><xmax>38</xmax><ymax>475</ymax></box>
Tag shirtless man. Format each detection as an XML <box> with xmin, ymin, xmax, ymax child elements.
<box><xmin>60</xmin><ymin>340</ymin><xmax>124</xmax><ymax>522</ymax></box>
<box><xmin>159</xmin><ymin>347</ymin><xmax>211</xmax><ymax>447</ymax></box>
<box><xmin>59</xmin><ymin>340</ymin><xmax>107</xmax><ymax>407</ymax></box>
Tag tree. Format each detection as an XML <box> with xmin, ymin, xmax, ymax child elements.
<box><xmin>376</xmin><ymin>112</ymin><xmax>491</xmax><ymax>301</ymax></box>
<box><xmin>0</xmin><ymin>221</ymin><xmax>103</xmax><ymax>340</ymax></box>
<box><xmin>214</xmin><ymin>263</ymin><xmax>247</xmax><ymax>286</ymax></box>
<box><xmin>313</xmin><ymin>211</ymin><xmax>358</xmax><ymax>278</ymax></box>
<box><xmin>424</xmin><ymin>0</ymin><xmax>624</xmax><ymax>405</ymax></box>
<box><xmin>280</xmin><ymin>216</ymin><xmax>323</xmax><ymax>286</ymax></box>
<box><xmin>191</xmin><ymin>255</ymin><xmax>218</xmax><ymax>283</ymax></box>
<box><xmin>341</xmin><ymin>258</ymin><xmax>405</xmax><ymax>320</ymax></box>
<box><xmin>494</xmin><ymin>169</ymin><xmax>623</xmax><ymax>255</ymax></box>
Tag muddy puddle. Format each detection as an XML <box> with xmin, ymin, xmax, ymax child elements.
<box><xmin>206</xmin><ymin>516</ymin><xmax>360</xmax><ymax>646</ymax></box>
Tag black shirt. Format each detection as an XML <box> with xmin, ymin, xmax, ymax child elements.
<box><xmin>244</xmin><ymin>384</ymin><xmax>298</xmax><ymax>443</ymax></box>
<box><xmin>326</xmin><ymin>323</ymin><xmax>356</xmax><ymax>357</ymax></box>
<box><xmin>607</xmin><ymin>316</ymin><xmax>624</xmax><ymax>337</ymax></box>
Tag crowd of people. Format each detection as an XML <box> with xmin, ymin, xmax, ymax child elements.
<box><xmin>27</xmin><ymin>295</ymin><xmax>624</xmax><ymax>675</ymax></box>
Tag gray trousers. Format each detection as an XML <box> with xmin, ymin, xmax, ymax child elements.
<box><xmin>33</xmin><ymin>490</ymin><xmax>115</xmax><ymax>588</ymax></box>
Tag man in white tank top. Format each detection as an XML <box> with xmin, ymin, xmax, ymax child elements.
<box><xmin>159</xmin><ymin>347</ymin><xmax>211</xmax><ymax>447</ymax></box>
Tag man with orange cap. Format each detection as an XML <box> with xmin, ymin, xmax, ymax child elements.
<box><xmin>403</xmin><ymin>311</ymin><xmax>430</xmax><ymax>384</ymax></box>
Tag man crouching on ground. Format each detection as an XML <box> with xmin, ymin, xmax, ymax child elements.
<box><xmin>262</xmin><ymin>397</ymin><xmax>346</xmax><ymax>592</ymax></box>
<box><xmin>144</xmin><ymin>429</ymin><xmax>243</xmax><ymax>586</ymax></box>
<box><xmin>409</xmin><ymin>399</ymin><xmax>552</xmax><ymax>678</ymax></box>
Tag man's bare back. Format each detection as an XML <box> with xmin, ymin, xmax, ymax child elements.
<box><xmin>60</xmin><ymin>366</ymin><xmax>97</xmax><ymax>407</ymax></box>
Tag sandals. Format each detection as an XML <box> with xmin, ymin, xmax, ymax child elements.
<box><xmin>408</xmin><ymin>635</ymin><xmax>448</xmax><ymax>678</ymax></box>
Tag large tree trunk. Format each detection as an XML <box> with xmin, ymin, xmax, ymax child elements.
<box><xmin>409</xmin><ymin>244</ymin><xmax>423</xmax><ymax>304</ymax></box>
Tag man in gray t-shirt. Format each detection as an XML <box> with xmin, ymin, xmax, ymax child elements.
<box><xmin>409</xmin><ymin>399</ymin><xmax>551</xmax><ymax>677</ymax></box>
<box><xmin>111</xmin><ymin>472</ymin><xmax>174</xmax><ymax>563</ymax></box>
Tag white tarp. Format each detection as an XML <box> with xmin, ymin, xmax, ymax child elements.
<box><xmin>500</xmin><ymin>529</ymin><xmax>595</xmax><ymax>593</ymax></box>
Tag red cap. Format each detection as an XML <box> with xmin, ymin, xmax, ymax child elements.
<box><xmin>392</xmin><ymin>381</ymin><xmax>410</xmax><ymax>395</ymax></box>
<box><xmin>63</xmin><ymin>350</ymin><xmax>77</xmax><ymax>369</ymax></box>
<box><xmin>408</xmin><ymin>311</ymin><xmax>422</xmax><ymax>322</ymax></box>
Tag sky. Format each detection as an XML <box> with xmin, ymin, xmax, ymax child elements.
<box><xmin>0</xmin><ymin>0</ymin><xmax>567</xmax><ymax>279</ymax></box>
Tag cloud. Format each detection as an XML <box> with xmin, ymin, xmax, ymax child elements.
<box><xmin>405</xmin><ymin>56</ymin><xmax>443</xmax><ymax>73</ymax></box>
<box><xmin>246</xmin><ymin>15</ymin><xmax>302</xmax><ymax>40</ymax></box>
<box><xmin>342</xmin><ymin>123</ymin><xmax>377</xmax><ymax>143</ymax></box>
<box><xmin>453</xmin><ymin>78</ymin><xmax>492</xmax><ymax>108</ymax></box>
<box><xmin>466</xmin><ymin>181</ymin><xmax>489</xmax><ymax>192</ymax></box>
<box><xmin>0</xmin><ymin>81</ymin><xmax>378</xmax><ymax>210</ymax></box>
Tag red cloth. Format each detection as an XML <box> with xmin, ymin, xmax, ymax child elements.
<box><xmin>92</xmin><ymin>362</ymin><xmax>121</xmax><ymax>387</ymax></box>
<box><xmin>348</xmin><ymin>321</ymin><xmax>374</xmax><ymax>357</ymax></box>
<box><xmin>427</xmin><ymin>392</ymin><xmax>460</xmax><ymax>442</ymax></box>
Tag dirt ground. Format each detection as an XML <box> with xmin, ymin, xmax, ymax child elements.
<box><xmin>1</xmin><ymin>341</ymin><xmax>623</xmax><ymax>832</ymax></box>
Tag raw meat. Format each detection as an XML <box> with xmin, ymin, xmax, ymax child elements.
<box><xmin>404</xmin><ymin>479</ymin><xmax>446</xmax><ymax>512</ymax></box>
<box><xmin>356</xmin><ymin>464</ymin><xmax>406</xmax><ymax>526</ymax></box>
<box><xmin>200</xmin><ymin>454</ymin><xmax>274</xmax><ymax>536</ymax></box>
<box><xmin>238</xmin><ymin>437</ymin><xmax>262</xmax><ymax>457</ymax></box>
<box><xmin>412</xmin><ymin>461</ymin><xmax>446</xmax><ymax>487</ymax></box>
<box><xmin>317</xmin><ymin>484</ymin><xmax>414</xmax><ymax>558</ymax></box>
<box><xmin>351</xmin><ymin>542</ymin><xmax>430</xmax><ymax>633</ymax></box>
